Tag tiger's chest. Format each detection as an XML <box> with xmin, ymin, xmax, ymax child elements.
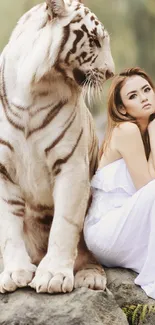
<box><xmin>1</xmin><ymin>94</ymin><xmax>86</xmax><ymax>205</ymax></box>
<box><xmin>13</xmin><ymin>138</ymin><xmax>54</xmax><ymax>206</ymax></box>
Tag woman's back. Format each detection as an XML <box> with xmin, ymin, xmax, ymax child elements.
<box><xmin>85</xmin><ymin>157</ymin><xmax>136</xmax><ymax>227</ymax></box>
<box><xmin>99</xmin><ymin>122</ymin><xmax>153</xmax><ymax>189</ymax></box>
<box><xmin>99</xmin><ymin>126</ymin><xmax>122</xmax><ymax>168</ymax></box>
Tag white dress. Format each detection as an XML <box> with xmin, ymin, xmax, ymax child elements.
<box><xmin>84</xmin><ymin>158</ymin><xmax>155</xmax><ymax>299</ymax></box>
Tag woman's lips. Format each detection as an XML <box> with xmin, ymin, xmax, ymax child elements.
<box><xmin>142</xmin><ymin>103</ymin><xmax>151</xmax><ymax>109</ymax></box>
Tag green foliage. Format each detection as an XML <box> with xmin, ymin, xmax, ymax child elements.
<box><xmin>0</xmin><ymin>0</ymin><xmax>39</xmax><ymax>49</ymax></box>
<box><xmin>122</xmin><ymin>304</ymin><xmax>155</xmax><ymax>325</ymax></box>
<box><xmin>87</xmin><ymin>0</ymin><xmax>155</xmax><ymax>79</ymax></box>
<box><xmin>87</xmin><ymin>0</ymin><xmax>155</xmax><ymax>114</ymax></box>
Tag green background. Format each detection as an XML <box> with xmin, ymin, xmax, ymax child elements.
<box><xmin>0</xmin><ymin>0</ymin><xmax>155</xmax><ymax>115</ymax></box>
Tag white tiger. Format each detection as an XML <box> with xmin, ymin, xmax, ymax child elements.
<box><xmin>0</xmin><ymin>0</ymin><xmax>114</xmax><ymax>293</ymax></box>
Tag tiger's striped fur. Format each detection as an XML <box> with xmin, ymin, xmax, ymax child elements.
<box><xmin>0</xmin><ymin>0</ymin><xmax>114</xmax><ymax>293</ymax></box>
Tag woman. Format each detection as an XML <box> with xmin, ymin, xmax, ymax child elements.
<box><xmin>84</xmin><ymin>67</ymin><xmax>155</xmax><ymax>299</ymax></box>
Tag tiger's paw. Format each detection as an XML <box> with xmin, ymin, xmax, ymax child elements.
<box><xmin>0</xmin><ymin>269</ymin><xmax>35</xmax><ymax>293</ymax></box>
<box><xmin>74</xmin><ymin>268</ymin><xmax>107</xmax><ymax>290</ymax></box>
<box><xmin>29</xmin><ymin>269</ymin><xmax>74</xmax><ymax>293</ymax></box>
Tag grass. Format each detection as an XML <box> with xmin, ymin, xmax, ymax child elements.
<box><xmin>122</xmin><ymin>304</ymin><xmax>155</xmax><ymax>325</ymax></box>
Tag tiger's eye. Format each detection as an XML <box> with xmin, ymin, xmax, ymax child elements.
<box><xmin>94</xmin><ymin>39</ymin><xmax>101</xmax><ymax>48</ymax></box>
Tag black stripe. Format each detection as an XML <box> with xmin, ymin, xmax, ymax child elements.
<box><xmin>84</xmin><ymin>8</ymin><xmax>89</xmax><ymax>15</ymax></box>
<box><xmin>29</xmin><ymin>203</ymin><xmax>53</xmax><ymax>212</ymax></box>
<box><xmin>45</xmin><ymin>111</ymin><xmax>76</xmax><ymax>156</ymax></box>
<box><xmin>83</xmin><ymin>55</ymin><xmax>93</xmax><ymax>64</ymax></box>
<box><xmin>81</xmin><ymin>24</ymin><xmax>89</xmax><ymax>36</ymax></box>
<box><xmin>1</xmin><ymin>64</ymin><xmax>20</xmax><ymax>118</ymax></box>
<box><xmin>75</xmin><ymin>4</ymin><xmax>81</xmax><ymax>10</ymax></box>
<box><xmin>27</xmin><ymin>99</ymin><xmax>68</xmax><ymax>137</ymax></box>
<box><xmin>71</xmin><ymin>15</ymin><xmax>82</xmax><ymax>24</ymax></box>
<box><xmin>0</xmin><ymin>139</ymin><xmax>14</xmax><ymax>152</ymax></box>
<box><xmin>54</xmin><ymin>25</ymin><xmax>70</xmax><ymax>74</ymax></box>
<box><xmin>12</xmin><ymin>212</ymin><xmax>24</xmax><ymax>217</ymax></box>
<box><xmin>65</xmin><ymin>30</ymin><xmax>84</xmax><ymax>64</ymax></box>
<box><xmin>1</xmin><ymin>61</ymin><xmax>24</xmax><ymax>132</ymax></box>
<box><xmin>91</xmin><ymin>55</ymin><xmax>98</xmax><ymax>65</ymax></box>
<box><xmin>30</xmin><ymin>101</ymin><xmax>56</xmax><ymax>117</ymax></box>
<box><xmin>35</xmin><ymin>214</ymin><xmax>53</xmax><ymax>226</ymax></box>
<box><xmin>12</xmin><ymin>103</ymin><xmax>31</xmax><ymax>111</ymax></box>
<box><xmin>52</xmin><ymin>128</ymin><xmax>83</xmax><ymax>172</ymax></box>
<box><xmin>0</xmin><ymin>163</ymin><xmax>14</xmax><ymax>184</ymax></box>
<box><xmin>4</xmin><ymin>199</ymin><xmax>25</xmax><ymax>206</ymax></box>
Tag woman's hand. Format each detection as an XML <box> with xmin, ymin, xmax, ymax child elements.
<box><xmin>148</xmin><ymin>152</ymin><xmax>155</xmax><ymax>178</ymax></box>
<box><xmin>148</xmin><ymin>114</ymin><xmax>155</xmax><ymax>169</ymax></box>
<box><xmin>148</xmin><ymin>114</ymin><xmax>155</xmax><ymax>135</ymax></box>
<box><xmin>149</xmin><ymin>113</ymin><xmax>155</xmax><ymax>123</ymax></box>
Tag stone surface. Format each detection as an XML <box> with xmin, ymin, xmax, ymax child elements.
<box><xmin>106</xmin><ymin>268</ymin><xmax>155</xmax><ymax>306</ymax></box>
<box><xmin>1</xmin><ymin>254</ymin><xmax>155</xmax><ymax>325</ymax></box>
<box><xmin>0</xmin><ymin>256</ymin><xmax>129</xmax><ymax>325</ymax></box>
<box><xmin>106</xmin><ymin>268</ymin><xmax>155</xmax><ymax>325</ymax></box>
<box><xmin>0</xmin><ymin>287</ymin><xmax>128</xmax><ymax>325</ymax></box>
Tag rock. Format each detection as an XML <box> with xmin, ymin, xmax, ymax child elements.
<box><xmin>106</xmin><ymin>267</ymin><xmax>155</xmax><ymax>325</ymax></box>
<box><xmin>1</xmin><ymin>254</ymin><xmax>155</xmax><ymax>325</ymax></box>
<box><xmin>0</xmin><ymin>255</ymin><xmax>130</xmax><ymax>325</ymax></box>
<box><xmin>0</xmin><ymin>255</ymin><xmax>129</xmax><ymax>325</ymax></box>
<box><xmin>106</xmin><ymin>268</ymin><xmax>154</xmax><ymax>306</ymax></box>
<box><xmin>0</xmin><ymin>287</ymin><xmax>128</xmax><ymax>325</ymax></box>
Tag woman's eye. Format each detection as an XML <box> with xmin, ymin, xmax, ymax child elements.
<box><xmin>144</xmin><ymin>87</ymin><xmax>151</xmax><ymax>92</ymax></box>
<box><xmin>129</xmin><ymin>94</ymin><xmax>137</xmax><ymax>100</ymax></box>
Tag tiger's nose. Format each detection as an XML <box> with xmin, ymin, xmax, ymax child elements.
<box><xmin>105</xmin><ymin>69</ymin><xmax>114</xmax><ymax>80</ymax></box>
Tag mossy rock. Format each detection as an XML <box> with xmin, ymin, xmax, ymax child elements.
<box><xmin>122</xmin><ymin>304</ymin><xmax>155</xmax><ymax>325</ymax></box>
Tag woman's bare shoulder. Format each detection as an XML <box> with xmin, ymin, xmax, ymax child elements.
<box><xmin>114</xmin><ymin>122</ymin><xmax>139</xmax><ymax>135</ymax></box>
<box><xmin>112</xmin><ymin>122</ymin><xmax>142</xmax><ymax>154</ymax></box>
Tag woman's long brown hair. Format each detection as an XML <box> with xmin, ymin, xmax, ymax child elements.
<box><xmin>99</xmin><ymin>67</ymin><xmax>155</xmax><ymax>160</ymax></box>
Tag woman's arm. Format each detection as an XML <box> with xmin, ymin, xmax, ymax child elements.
<box><xmin>113</xmin><ymin>122</ymin><xmax>154</xmax><ymax>190</ymax></box>
<box><xmin>148</xmin><ymin>119</ymin><xmax>155</xmax><ymax>172</ymax></box>
<box><xmin>148</xmin><ymin>152</ymin><xmax>155</xmax><ymax>179</ymax></box>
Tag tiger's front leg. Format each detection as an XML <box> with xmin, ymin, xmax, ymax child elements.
<box><xmin>74</xmin><ymin>235</ymin><xmax>107</xmax><ymax>291</ymax></box>
<box><xmin>30</xmin><ymin>163</ymin><xmax>89</xmax><ymax>293</ymax></box>
<box><xmin>0</xmin><ymin>175</ymin><xmax>36</xmax><ymax>293</ymax></box>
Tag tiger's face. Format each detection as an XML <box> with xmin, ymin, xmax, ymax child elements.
<box><xmin>46</xmin><ymin>0</ymin><xmax>115</xmax><ymax>90</ymax></box>
<box><xmin>9</xmin><ymin>0</ymin><xmax>114</xmax><ymax>101</ymax></box>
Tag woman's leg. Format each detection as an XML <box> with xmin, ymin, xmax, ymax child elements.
<box><xmin>84</xmin><ymin>180</ymin><xmax>155</xmax><ymax>298</ymax></box>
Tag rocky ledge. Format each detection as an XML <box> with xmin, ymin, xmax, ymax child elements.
<box><xmin>106</xmin><ymin>268</ymin><xmax>155</xmax><ymax>325</ymax></box>
<box><xmin>0</xmin><ymin>259</ymin><xmax>155</xmax><ymax>325</ymax></box>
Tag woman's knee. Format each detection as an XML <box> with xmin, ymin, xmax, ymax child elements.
<box><xmin>139</xmin><ymin>179</ymin><xmax>155</xmax><ymax>200</ymax></box>
<box><xmin>84</xmin><ymin>222</ymin><xmax>97</xmax><ymax>253</ymax></box>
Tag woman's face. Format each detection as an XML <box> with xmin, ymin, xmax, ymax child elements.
<box><xmin>120</xmin><ymin>75</ymin><xmax>155</xmax><ymax>120</ymax></box>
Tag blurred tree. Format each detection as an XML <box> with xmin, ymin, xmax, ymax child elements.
<box><xmin>87</xmin><ymin>0</ymin><xmax>155</xmax><ymax>115</ymax></box>
<box><xmin>127</xmin><ymin>0</ymin><xmax>155</xmax><ymax>79</ymax></box>
<box><xmin>23</xmin><ymin>0</ymin><xmax>38</xmax><ymax>11</ymax></box>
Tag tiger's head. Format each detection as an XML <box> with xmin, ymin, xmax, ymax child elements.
<box><xmin>7</xmin><ymin>0</ymin><xmax>114</xmax><ymax>102</ymax></box>
<box><xmin>45</xmin><ymin>0</ymin><xmax>115</xmax><ymax>90</ymax></box>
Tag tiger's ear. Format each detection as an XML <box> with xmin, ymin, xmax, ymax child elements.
<box><xmin>46</xmin><ymin>0</ymin><xmax>66</xmax><ymax>18</ymax></box>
